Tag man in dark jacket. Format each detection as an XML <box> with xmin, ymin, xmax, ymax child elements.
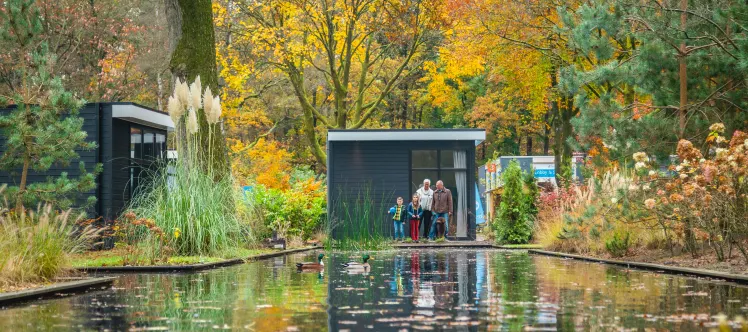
<box><xmin>428</xmin><ymin>180</ymin><xmax>452</xmax><ymax>240</ymax></box>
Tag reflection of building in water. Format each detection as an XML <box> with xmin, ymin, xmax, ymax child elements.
<box><xmin>327</xmin><ymin>249</ymin><xmax>490</xmax><ymax>331</ymax></box>
<box><xmin>416</xmin><ymin>281</ymin><xmax>436</xmax><ymax>308</ymax></box>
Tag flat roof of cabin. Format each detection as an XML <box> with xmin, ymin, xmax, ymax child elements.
<box><xmin>328</xmin><ymin>129</ymin><xmax>485</xmax><ymax>142</ymax></box>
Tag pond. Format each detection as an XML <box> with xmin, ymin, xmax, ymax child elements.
<box><xmin>0</xmin><ymin>249</ymin><xmax>746</xmax><ymax>331</ymax></box>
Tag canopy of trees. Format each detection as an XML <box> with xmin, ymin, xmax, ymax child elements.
<box><xmin>1</xmin><ymin>0</ymin><xmax>745</xmax><ymax>180</ymax></box>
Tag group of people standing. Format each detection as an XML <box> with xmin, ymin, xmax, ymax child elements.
<box><xmin>389</xmin><ymin>179</ymin><xmax>453</xmax><ymax>242</ymax></box>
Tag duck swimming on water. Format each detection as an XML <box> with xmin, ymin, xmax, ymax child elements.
<box><xmin>296</xmin><ymin>253</ymin><xmax>325</xmax><ymax>270</ymax></box>
<box><xmin>341</xmin><ymin>254</ymin><xmax>373</xmax><ymax>272</ymax></box>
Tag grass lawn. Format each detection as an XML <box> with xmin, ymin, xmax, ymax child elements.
<box><xmin>71</xmin><ymin>247</ymin><xmax>277</xmax><ymax>268</ymax></box>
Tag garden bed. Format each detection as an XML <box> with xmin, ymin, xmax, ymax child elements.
<box><xmin>71</xmin><ymin>247</ymin><xmax>276</xmax><ymax>268</ymax></box>
<box><xmin>76</xmin><ymin>246</ymin><xmax>319</xmax><ymax>273</ymax></box>
<box><xmin>529</xmin><ymin>249</ymin><xmax>748</xmax><ymax>283</ymax></box>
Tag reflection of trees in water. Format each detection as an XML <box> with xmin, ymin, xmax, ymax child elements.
<box><xmin>4</xmin><ymin>250</ymin><xmax>748</xmax><ymax>331</ymax></box>
<box><xmin>0</xmin><ymin>253</ymin><xmax>329</xmax><ymax>331</ymax></box>
<box><xmin>532</xmin><ymin>255</ymin><xmax>748</xmax><ymax>330</ymax></box>
<box><xmin>489</xmin><ymin>252</ymin><xmax>540</xmax><ymax>330</ymax></box>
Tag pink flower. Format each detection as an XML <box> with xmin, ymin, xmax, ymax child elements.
<box><xmin>645</xmin><ymin>199</ymin><xmax>656</xmax><ymax>209</ymax></box>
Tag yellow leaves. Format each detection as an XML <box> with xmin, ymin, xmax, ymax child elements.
<box><xmin>231</xmin><ymin>138</ymin><xmax>293</xmax><ymax>190</ymax></box>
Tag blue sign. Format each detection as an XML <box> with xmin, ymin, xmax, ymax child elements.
<box><xmin>242</xmin><ymin>186</ymin><xmax>254</xmax><ymax>200</ymax></box>
<box><xmin>475</xmin><ymin>184</ymin><xmax>486</xmax><ymax>224</ymax></box>
<box><xmin>534</xmin><ymin>169</ymin><xmax>555</xmax><ymax>178</ymax></box>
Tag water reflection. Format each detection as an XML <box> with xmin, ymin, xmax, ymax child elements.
<box><xmin>0</xmin><ymin>249</ymin><xmax>746</xmax><ymax>331</ymax></box>
<box><xmin>327</xmin><ymin>249</ymin><xmax>748</xmax><ymax>331</ymax></box>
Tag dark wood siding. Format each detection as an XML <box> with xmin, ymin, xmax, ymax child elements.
<box><xmin>110</xmin><ymin>118</ymin><xmax>133</xmax><ymax>217</ymax></box>
<box><xmin>328</xmin><ymin>140</ymin><xmax>477</xmax><ymax>240</ymax></box>
<box><xmin>0</xmin><ymin>104</ymin><xmax>101</xmax><ymax>216</ymax></box>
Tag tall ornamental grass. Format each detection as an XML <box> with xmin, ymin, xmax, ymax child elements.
<box><xmin>0</xmin><ymin>187</ymin><xmax>102</xmax><ymax>287</ymax></box>
<box><xmin>326</xmin><ymin>186</ymin><xmax>393</xmax><ymax>251</ymax></box>
<box><xmin>126</xmin><ymin>76</ymin><xmax>243</xmax><ymax>256</ymax></box>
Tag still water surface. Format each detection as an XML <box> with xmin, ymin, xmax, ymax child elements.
<box><xmin>0</xmin><ymin>249</ymin><xmax>746</xmax><ymax>331</ymax></box>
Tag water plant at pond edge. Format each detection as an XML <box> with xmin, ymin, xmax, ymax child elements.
<box><xmin>493</xmin><ymin>160</ymin><xmax>539</xmax><ymax>245</ymax></box>
<box><xmin>0</xmin><ymin>186</ymin><xmax>103</xmax><ymax>288</ymax></box>
<box><xmin>326</xmin><ymin>185</ymin><xmax>393</xmax><ymax>251</ymax></box>
<box><xmin>124</xmin><ymin>77</ymin><xmax>244</xmax><ymax>257</ymax></box>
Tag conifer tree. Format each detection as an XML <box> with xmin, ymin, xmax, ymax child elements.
<box><xmin>559</xmin><ymin>0</ymin><xmax>748</xmax><ymax>164</ymax></box>
<box><xmin>494</xmin><ymin>161</ymin><xmax>534</xmax><ymax>244</ymax></box>
<box><xmin>0</xmin><ymin>0</ymin><xmax>100</xmax><ymax>212</ymax></box>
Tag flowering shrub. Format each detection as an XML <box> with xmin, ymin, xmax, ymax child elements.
<box><xmin>632</xmin><ymin>124</ymin><xmax>748</xmax><ymax>262</ymax></box>
<box><xmin>112</xmin><ymin>212</ymin><xmax>174</xmax><ymax>265</ymax></box>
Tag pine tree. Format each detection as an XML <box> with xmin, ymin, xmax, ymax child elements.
<box><xmin>559</xmin><ymin>0</ymin><xmax>748</xmax><ymax>165</ymax></box>
<box><xmin>0</xmin><ymin>0</ymin><xmax>100</xmax><ymax>212</ymax></box>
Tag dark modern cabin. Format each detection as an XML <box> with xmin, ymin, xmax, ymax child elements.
<box><xmin>0</xmin><ymin>102</ymin><xmax>173</xmax><ymax>221</ymax></box>
<box><xmin>326</xmin><ymin>129</ymin><xmax>486</xmax><ymax>240</ymax></box>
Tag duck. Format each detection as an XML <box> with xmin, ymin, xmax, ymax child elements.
<box><xmin>296</xmin><ymin>253</ymin><xmax>325</xmax><ymax>270</ymax></box>
<box><xmin>341</xmin><ymin>254</ymin><xmax>373</xmax><ymax>272</ymax></box>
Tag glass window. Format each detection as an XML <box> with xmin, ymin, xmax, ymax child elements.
<box><xmin>155</xmin><ymin>133</ymin><xmax>166</xmax><ymax>159</ymax></box>
<box><xmin>143</xmin><ymin>131</ymin><xmax>155</xmax><ymax>159</ymax></box>
<box><xmin>130</xmin><ymin>127</ymin><xmax>142</xmax><ymax>159</ymax></box>
<box><xmin>439</xmin><ymin>170</ymin><xmax>465</xmax><ymax>235</ymax></box>
<box><xmin>411</xmin><ymin>170</ymin><xmax>439</xmax><ymax>193</ymax></box>
<box><xmin>440</xmin><ymin>150</ymin><xmax>454</xmax><ymax>168</ymax></box>
<box><xmin>411</xmin><ymin>150</ymin><xmax>437</xmax><ymax>169</ymax></box>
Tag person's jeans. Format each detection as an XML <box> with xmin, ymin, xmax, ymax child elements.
<box><xmin>393</xmin><ymin>221</ymin><xmax>405</xmax><ymax>240</ymax></box>
<box><xmin>429</xmin><ymin>212</ymin><xmax>449</xmax><ymax>239</ymax></box>
<box><xmin>421</xmin><ymin>210</ymin><xmax>433</xmax><ymax>238</ymax></box>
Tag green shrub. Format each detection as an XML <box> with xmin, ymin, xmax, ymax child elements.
<box><xmin>246</xmin><ymin>178</ymin><xmax>326</xmax><ymax>241</ymax></box>
<box><xmin>605</xmin><ymin>230</ymin><xmax>631</xmax><ymax>258</ymax></box>
<box><xmin>493</xmin><ymin>161</ymin><xmax>539</xmax><ymax>244</ymax></box>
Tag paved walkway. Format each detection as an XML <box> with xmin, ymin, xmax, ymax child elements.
<box><xmin>392</xmin><ymin>241</ymin><xmax>494</xmax><ymax>248</ymax></box>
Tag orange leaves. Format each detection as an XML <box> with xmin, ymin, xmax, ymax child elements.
<box><xmin>231</xmin><ymin>138</ymin><xmax>293</xmax><ymax>190</ymax></box>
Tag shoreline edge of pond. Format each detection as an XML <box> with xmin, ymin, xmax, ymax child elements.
<box><xmin>1</xmin><ymin>246</ymin><xmax>322</xmax><ymax>307</ymax></box>
<box><xmin>0</xmin><ymin>277</ymin><xmax>116</xmax><ymax>308</ymax></box>
<box><xmin>78</xmin><ymin>246</ymin><xmax>320</xmax><ymax>273</ymax></box>
<box><xmin>528</xmin><ymin>249</ymin><xmax>748</xmax><ymax>284</ymax></box>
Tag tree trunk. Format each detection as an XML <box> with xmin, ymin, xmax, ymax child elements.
<box><xmin>526</xmin><ymin>135</ymin><xmax>533</xmax><ymax>156</ymax></box>
<box><xmin>166</xmin><ymin>0</ymin><xmax>230</xmax><ymax>179</ymax></box>
<box><xmin>16</xmin><ymin>155</ymin><xmax>30</xmax><ymax>213</ymax></box>
<box><xmin>678</xmin><ymin>0</ymin><xmax>688</xmax><ymax>138</ymax></box>
<box><xmin>543</xmin><ymin>110</ymin><xmax>550</xmax><ymax>155</ymax></box>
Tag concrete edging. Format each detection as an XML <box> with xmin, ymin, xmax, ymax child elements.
<box><xmin>493</xmin><ymin>245</ymin><xmax>543</xmax><ymax>250</ymax></box>
<box><xmin>528</xmin><ymin>249</ymin><xmax>748</xmax><ymax>284</ymax></box>
<box><xmin>77</xmin><ymin>246</ymin><xmax>319</xmax><ymax>273</ymax></box>
<box><xmin>0</xmin><ymin>277</ymin><xmax>116</xmax><ymax>307</ymax></box>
